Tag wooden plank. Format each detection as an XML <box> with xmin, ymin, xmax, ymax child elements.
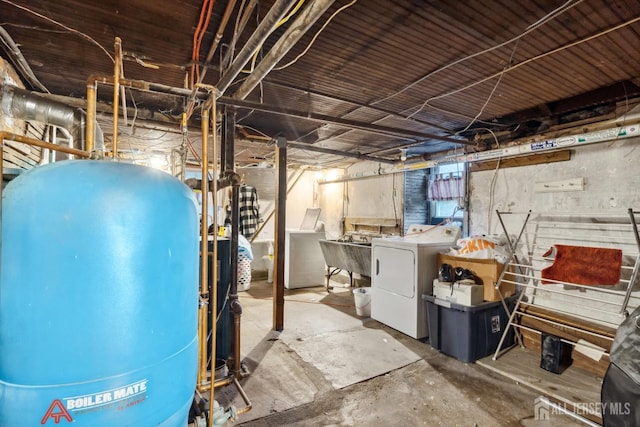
<box><xmin>344</xmin><ymin>217</ymin><xmax>402</xmax><ymax>236</ymax></box>
<box><xmin>469</xmin><ymin>150</ymin><xmax>572</xmax><ymax>172</ymax></box>
<box><xmin>3</xmin><ymin>149</ymin><xmax>35</xmax><ymax>170</ymax></box>
<box><xmin>478</xmin><ymin>347</ymin><xmax>604</xmax><ymax>424</ymax></box>
<box><xmin>519</xmin><ymin>303</ymin><xmax>616</xmax><ymax>348</ymax></box>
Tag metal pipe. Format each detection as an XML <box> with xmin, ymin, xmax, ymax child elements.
<box><xmin>227</xmin><ymin>104</ymin><xmax>241</xmax><ymax>374</ymax></box>
<box><xmin>200</xmin><ymin>0</ymin><xmax>237</xmax><ymax>84</ymax></box>
<box><xmin>184</xmin><ymin>1</ymin><xmax>238</xmax><ymax>120</ymax></box>
<box><xmin>220</xmin><ymin>0</ymin><xmax>258</xmax><ymax>70</ymax></box>
<box><xmin>0</xmin><ymin>132</ymin><xmax>90</xmax><ymax>158</ymax></box>
<box><xmin>0</xmin><ymin>85</ymin><xmax>104</xmax><ymax>153</ymax></box>
<box><xmin>287</xmin><ymin>141</ymin><xmax>395</xmax><ymax>164</ymax></box>
<box><xmin>208</xmin><ymin>95</ymin><xmax>219</xmax><ymax>427</ymax></box>
<box><xmin>0</xmin><ymin>25</ymin><xmax>48</xmax><ymax>93</ymax></box>
<box><xmin>233</xmin><ymin>0</ymin><xmax>335</xmax><ymax>100</ymax></box>
<box><xmin>223</xmin><ymin>107</ymin><xmax>236</xmax><ymax>172</ymax></box>
<box><xmin>232</xmin><ymin>377</ymin><xmax>252</xmax><ymax>415</ymax></box>
<box><xmin>216</xmin><ymin>0</ymin><xmax>298</xmax><ymax>95</ymax></box>
<box><xmin>218</xmin><ymin>96</ymin><xmax>467</xmax><ymax>144</ymax></box>
<box><xmin>194</xmin><ymin>374</ymin><xmax>234</xmax><ymax>393</ymax></box>
<box><xmin>222</xmin><ymin>104</ymin><xmax>241</xmax><ymax>376</ymax></box>
<box><xmin>267</xmin><ymin>80</ymin><xmax>454</xmax><ymax>133</ymax></box>
<box><xmin>231</xmin><ymin>299</ymin><xmax>242</xmax><ymax>377</ymax></box>
<box><xmin>198</xmin><ymin>108</ymin><xmax>210</xmax><ymax>387</ymax></box>
<box><xmin>79</xmin><ymin>75</ymin><xmax>466</xmax><ymax>149</ymax></box>
<box><xmin>112</xmin><ymin>37</ymin><xmax>122</xmax><ymax>158</ymax></box>
<box><xmin>86</xmin><ymin>82</ymin><xmax>97</xmax><ymax>153</ymax></box>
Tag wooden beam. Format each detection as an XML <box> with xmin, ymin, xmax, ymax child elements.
<box><xmin>273</xmin><ymin>136</ymin><xmax>287</xmax><ymax>331</ymax></box>
<box><xmin>469</xmin><ymin>150</ymin><xmax>571</xmax><ymax>172</ymax></box>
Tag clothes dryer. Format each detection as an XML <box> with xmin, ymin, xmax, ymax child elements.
<box><xmin>371</xmin><ymin>225</ymin><xmax>460</xmax><ymax>339</ymax></box>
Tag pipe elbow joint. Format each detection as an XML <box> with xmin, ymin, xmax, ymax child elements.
<box><xmin>226</xmin><ymin>171</ymin><xmax>242</xmax><ymax>186</ymax></box>
<box><xmin>230</xmin><ymin>299</ymin><xmax>243</xmax><ymax>316</ymax></box>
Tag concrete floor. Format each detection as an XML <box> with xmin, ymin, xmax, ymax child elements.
<box><xmin>215</xmin><ymin>279</ymin><xmax>585</xmax><ymax>426</ymax></box>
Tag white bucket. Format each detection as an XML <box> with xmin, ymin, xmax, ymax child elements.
<box><xmin>353</xmin><ymin>287</ymin><xmax>372</xmax><ymax>317</ymax></box>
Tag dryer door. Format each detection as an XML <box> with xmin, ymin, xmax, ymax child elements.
<box><xmin>372</xmin><ymin>245</ymin><xmax>415</xmax><ymax>298</ymax></box>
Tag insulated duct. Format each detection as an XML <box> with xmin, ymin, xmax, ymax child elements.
<box><xmin>0</xmin><ymin>84</ymin><xmax>104</xmax><ymax>153</ymax></box>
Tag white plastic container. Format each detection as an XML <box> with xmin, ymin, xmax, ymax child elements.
<box><xmin>353</xmin><ymin>287</ymin><xmax>372</xmax><ymax>317</ymax></box>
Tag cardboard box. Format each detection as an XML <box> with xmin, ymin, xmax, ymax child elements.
<box><xmin>433</xmin><ymin>279</ymin><xmax>484</xmax><ymax>306</ymax></box>
<box><xmin>437</xmin><ymin>253</ymin><xmax>515</xmax><ymax>302</ymax></box>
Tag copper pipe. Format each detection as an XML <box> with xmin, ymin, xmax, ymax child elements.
<box><xmin>233</xmin><ymin>377</ymin><xmax>252</xmax><ymax>415</ymax></box>
<box><xmin>86</xmin><ymin>82</ymin><xmax>97</xmax><ymax>152</ymax></box>
<box><xmin>194</xmin><ymin>374</ymin><xmax>234</xmax><ymax>393</ymax></box>
<box><xmin>198</xmin><ymin>108</ymin><xmax>210</xmax><ymax>387</ymax></box>
<box><xmin>214</xmin><ymin>376</ymin><xmax>232</xmax><ymax>388</ymax></box>
<box><xmin>0</xmin><ymin>132</ymin><xmax>90</xmax><ymax>158</ymax></box>
<box><xmin>112</xmin><ymin>37</ymin><xmax>122</xmax><ymax>158</ymax></box>
<box><xmin>208</xmin><ymin>95</ymin><xmax>218</xmax><ymax>426</ymax></box>
<box><xmin>197</xmin><ymin>308</ymin><xmax>207</xmax><ymax>386</ymax></box>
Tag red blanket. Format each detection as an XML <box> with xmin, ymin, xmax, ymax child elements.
<box><xmin>541</xmin><ymin>245</ymin><xmax>622</xmax><ymax>286</ymax></box>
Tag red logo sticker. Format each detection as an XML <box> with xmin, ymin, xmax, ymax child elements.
<box><xmin>40</xmin><ymin>399</ymin><xmax>73</xmax><ymax>425</ymax></box>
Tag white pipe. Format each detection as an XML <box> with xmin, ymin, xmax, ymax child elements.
<box><xmin>319</xmin><ymin>120</ymin><xmax>640</xmax><ymax>184</ymax></box>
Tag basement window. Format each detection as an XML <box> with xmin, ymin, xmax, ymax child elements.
<box><xmin>428</xmin><ymin>163</ymin><xmax>465</xmax><ymax>225</ymax></box>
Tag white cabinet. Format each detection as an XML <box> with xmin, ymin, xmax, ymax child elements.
<box><xmin>284</xmin><ymin>230</ymin><xmax>326</xmax><ymax>289</ymax></box>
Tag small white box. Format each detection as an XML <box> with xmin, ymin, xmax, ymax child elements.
<box><xmin>433</xmin><ymin>280</ymin><xmax>483</xmax><ymax>306</ymax></box>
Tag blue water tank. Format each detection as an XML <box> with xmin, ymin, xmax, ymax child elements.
<box><xmin>0</xmin><ymin>161</ymin><xmax>199</xmax><ymax>426</ymax></box>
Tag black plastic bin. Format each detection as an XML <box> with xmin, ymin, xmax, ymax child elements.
<box><xmin>422</xmin><ymin>294</ymin><xmax>516</xmax><ymax>363</ymax></box>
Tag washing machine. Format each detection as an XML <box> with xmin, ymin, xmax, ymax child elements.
<box><xmin>371</xmin><ymin>225</ymin><xmax>461</xmax><ymax>339</ymax></box>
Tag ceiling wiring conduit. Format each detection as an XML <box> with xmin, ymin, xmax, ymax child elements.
<box><xmin>215</xmin><ymin>0</ymin><xmax>299</xmax><ymax>95</ymax></box>
<box><xmin>319</xmin><ymin>118</ymin><xmax>640</xmax><ymax>184</ymax></box>
<box><xmin>232</xmin><ymin>0</ymin><xmax>336</xmax><ymax>100</ymax></box>
<box><xmin>0</xmin><ymin>26</ymin><xmax>48</xmax><ymax>93</ymax></box>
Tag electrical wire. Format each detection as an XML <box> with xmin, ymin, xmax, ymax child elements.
<box><xmin>274</xmin><ymin>0</ymin><xmax>358</xmax><ymax>71</ymax></box>
<box><xmin>414</xmin><ymin>103</ymin><xmax>511</xmax><ymax>127</ymax></box>
<box><xmin>392</xmin><ymin>171</ymin><xmax>399</xmax><ymax>228</ymax></box>
<box><xmin>242</xmin><ymin>0</ymin><xmax>305</xmax><ymax>73</ymax></box>
<box><xmin>225</xmin><ymin>0</ymin><xmax>248</xmax><ymax>69</ymax></box>
<box><xmin>0</xmin><ymin>25</ymin><xmax>49</xmax><ymax>92</ymax></box>
<box><xmin>224</xmin><ymin>0</ymin><xmax>259</xmax><ymax>71</ymax></box>
<box><xmin>407</xmin><ymin>15</ymin><xmax>640</xmax><ymax>120</ymax></box>
<box><xmin>455</xmin><ymin>40</ymin><xmax>521</xmax><ymax>134</ymax></box>
<box><xmin>373</xmin><ymin>0</ymin><xmax>585</xmax><ymax>107</ymax></box>
<box><xmin>1</xmin><ymin>0</ymin><xmax>114</xmax><ymax>62</ymax></box>
<box><xmin>483</xmin><ymin>128</ymin><xmax>501</xmax><ymax>234</ymax></box>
